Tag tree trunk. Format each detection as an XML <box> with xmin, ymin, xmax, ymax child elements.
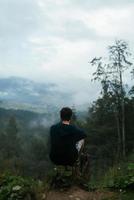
<box><xmin>119</xmin><ymin>68</ymin><xmax>126</xmax><ymax>158</ymax></box>
<box><xmin>122</xmin><ymin>97</ymin><xmax>126</xmax><ymax>158</ymax></box>
<box><xmin>114</xmin><ymin>100</ymin><xmax>122</xmax><ymax>160</ymax></box>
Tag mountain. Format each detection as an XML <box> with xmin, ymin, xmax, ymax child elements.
<box><xmin>0</xmin><ymin>77</ymin><xmax>73</xmax><ymax>113</ymax></box>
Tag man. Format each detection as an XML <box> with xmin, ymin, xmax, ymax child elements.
<box><xmin>49</xmin><ymin>107</ymin><xmax>86</xmax><ymax>166</ymax></box>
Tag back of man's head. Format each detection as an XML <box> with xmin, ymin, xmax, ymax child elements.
<box><xmin>60</xmin><ymin>107</ymin><xmax>72</xmax><ymax>121</ymax></box>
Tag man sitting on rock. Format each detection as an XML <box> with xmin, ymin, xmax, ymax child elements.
<box><xmin>49</xmin><ymin>107</ymin><xmax>87</xmax><ymax>167</ymax></box>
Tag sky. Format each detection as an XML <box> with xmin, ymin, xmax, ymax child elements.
<box><xmin>0</xmin><ymin>0</ymin><xmax>134</xmax><ymax>106</ymax></box>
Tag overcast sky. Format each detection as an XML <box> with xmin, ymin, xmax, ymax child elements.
<box><xmin>0</xmin><ymin>0</ymin><xmax>134</xmax><ymax>106</ymax></box>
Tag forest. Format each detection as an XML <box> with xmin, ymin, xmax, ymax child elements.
<box><xmin>0</xmin><ymin>40</ymin><xmax>134</xmax><ymax>199</ymax></box>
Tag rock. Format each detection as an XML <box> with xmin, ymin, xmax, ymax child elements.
<box><xmin>69</xmin><ymin>195</ymin><xmax>73</xmax><ymax>198</ymax></box>
<box><xmin>75</xmin><ymin>198</ymin><xmax>81</xmax><ymax>200</ymax></box>
<box><xmin>42</xmin><ymin>193</ymin><xmax>46</xmax><ymax>199</ymax></box>
<box><xmin>12</xmin><ymin>185</ymin><xmax>21</xmax><ymax>191</ymax></box>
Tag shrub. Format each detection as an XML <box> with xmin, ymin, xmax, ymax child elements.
<box><xmin>102</xmin><ymin>162</ymin><xmax>134</xmax><ymax>190</ymax></box>
<box><xmin>0</xmin><ymin>173</ymin><xmax>36</xmax><ymax>200</ymax></box>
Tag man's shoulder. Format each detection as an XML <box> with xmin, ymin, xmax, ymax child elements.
<box><xmin>70</xmin><ymin>124</ymin><xmax>82</xmax><ymax>131</ymax></box>
<box><xmin>72</xmin><ymin>125</ymin><xmax>87</xmax><ymax>137</ymax></box>
<box><xmin>50</xmin><ymin>122</ymin><xmax>61</xmax><ymax>130</ymax></box>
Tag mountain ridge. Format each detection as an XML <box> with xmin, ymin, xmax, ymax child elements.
<box><xmin>0</xmin><ymin>77</ymin><xmax>73</xmax><ymax>113</ymax></box>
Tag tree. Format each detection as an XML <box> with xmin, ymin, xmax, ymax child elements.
<box><xmin>5</xmin><ymin>116</ymin><xmax>19</xmax><ymax>158</ymax></box>
<box><xmin>71</xmin><ymin>105</ymin><xmax>77</xmax><ymax>124</ymax></box>
<box><xmin>90</xmin><ymin>40</ymin><xmax>133</xmax><ymax>159</ymax></box>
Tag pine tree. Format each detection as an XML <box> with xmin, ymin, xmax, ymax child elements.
<box><xmin>90</xmin><ymin>40</ymin><xmax>133</xmax><ymax>159</ymax></box>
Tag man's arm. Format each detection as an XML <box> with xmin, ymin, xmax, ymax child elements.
<box><xmin>76</xmin><ymin>139</ymin><xmax>85</xmax><ymax>152</ymax></box>
<box><xmin>75</xmin><ymin>127</ymin><xmax>87</xmax><ymax>142</ymax></box>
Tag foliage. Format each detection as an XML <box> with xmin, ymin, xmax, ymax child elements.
<box><xmin>90</xmin><ymin>40</ymin><xmax>133</xmax><ymax>158</ymax></box>
<box><xmin>86</xmin><ymin>41</ymin><xmax>134</xmax><ymax>185</ymax></box>
<box><xmin>0</xmin><ymin>173</ymin><xmax>37</xmax><ymax>200</ymax></box>
<box><xmin>102</xmin><ymin>161</ymin><xmax>134</xmax><ymax>190</ymax></box>
<box><xmin>0</xmin><ymin>108</ymin><xmax>51</xmax><ymax>178</ymax></box>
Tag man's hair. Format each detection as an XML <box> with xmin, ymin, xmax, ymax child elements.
<box><xmin>60</xmin><ymin>107</ymin><xmax>72</xmax><ymax>121</ymax></box>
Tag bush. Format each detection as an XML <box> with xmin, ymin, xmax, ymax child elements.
<box><xmin>0</xmin><ymin>173</ymin><xmax>36</xmax><ymax>200</ymax></box>
<box><xmin>102</xmin><ymin>162</ymin><xmax>134</xmax><ymax>190</ymax></box>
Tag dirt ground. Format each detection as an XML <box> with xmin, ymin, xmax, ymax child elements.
<box><xmin>45</xmin><ymin>186</ymin><xmax>116</xmax><ymax>200</ymax></box>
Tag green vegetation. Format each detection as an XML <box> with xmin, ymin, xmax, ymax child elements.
<box><xmin>0</xmin><ymin>108</ymin><xmax>51</xmax><ymax>178</ymax></box>
<box><xmin>88</xmin><ymin>159</ymin><xmax>134</xmax><ymax>189</ymax></box>
<box><xmin>84</xmin><ymin>40</ymin><xmax>134</xmax><ymax>199</ymax></box>
<box><xmin>0</xmin><ymin>173</ymin><xmax>36</xmax><ymax>200</ymax></box>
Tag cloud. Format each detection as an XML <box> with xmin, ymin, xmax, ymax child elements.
<box><xmin>81</xmin><ymin>6</ymin><xmax>134</xmax><ymax>39</ymax></box>
<box><xmin>0</xmin><ymin>0</ymin><xmax>39</xmax><ymax>39</ymax></box>
<box><xmin>0</xmin><ymin>0</ymin><xmax>134</xmax><ymax>106</ymax></box>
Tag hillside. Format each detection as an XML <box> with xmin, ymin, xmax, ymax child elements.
<box><xmin>0</xmin><ymin>107</ymin><xmax>58</xmax><ymax>131</ymax></box>
<box><xmin>0</xmin><ymin>77</ymin><xmax>73</xmax><ymax>113</ymax></box>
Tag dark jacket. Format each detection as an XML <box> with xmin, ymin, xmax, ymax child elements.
<box><xmin>49</xmin><ymin>122</ymin><xmax>86</xmax><ymax>166</ymax></box>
